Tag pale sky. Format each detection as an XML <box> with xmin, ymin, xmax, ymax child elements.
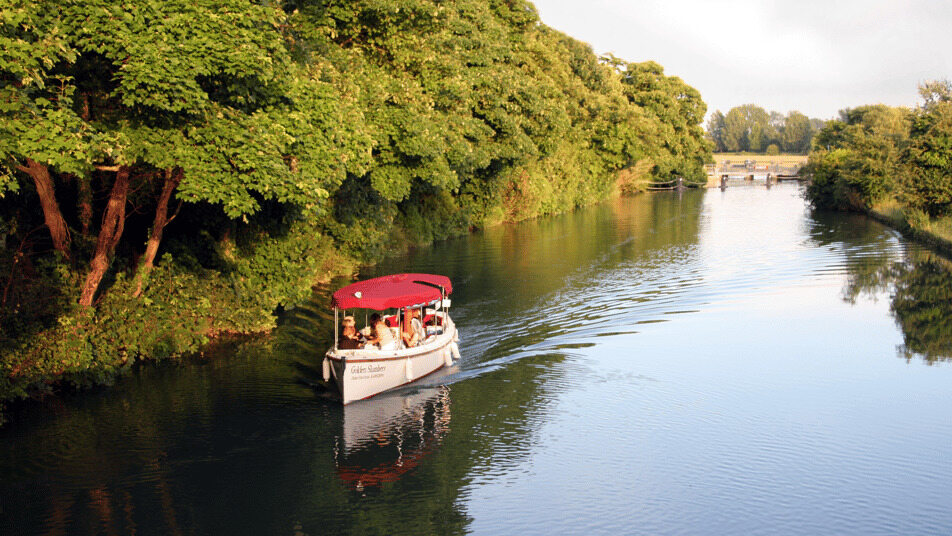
<box><xmin>531</xmin><ymin>0</ymin><xmax>952</xmax><ymax>120</ymax></box>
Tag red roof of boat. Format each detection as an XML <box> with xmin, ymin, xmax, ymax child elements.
<box><xmin>331</xmin><ymin>273</ymin><xmax>452</xmax><ymax>310</ymax></box>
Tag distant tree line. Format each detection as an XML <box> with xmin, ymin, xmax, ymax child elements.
<box><xmin>805</xmin><ymin>81</ymin><xmax>952</xmax><ymax>219</ymax></box>
<box><xmin>0</xmin><ymin>0</ymin><xmax>710</xmax><ymax>417</ymax></box>
<box><xmin>706</xmin><ymin>104</ymin><xmax>825</xmax><ymax>154</ymax></box>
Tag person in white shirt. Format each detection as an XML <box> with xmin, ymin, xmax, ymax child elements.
<box><xmin>367</xmin><ymin>313</ymin><xmax>397</xmax><ymax>350</ymax></box>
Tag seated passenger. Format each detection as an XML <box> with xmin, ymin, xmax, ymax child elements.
<box><xmin>366</xmin><ymin>313</ymin><xmax>398</xmax><ymax>350</ymax></box>
<box><xmin>401</xmin><ymin>307</ymin><xmax>423</xmax><ymax>348</ymax></box>
<box><xmin>338</xmin><ymin>316</ymin><xmax>363</xmax><ymax>350</ymax></box>
<box><xmin>412</xmin><ymin>308</ymin><xmax>425</xmax><ymax>343</ymax></box>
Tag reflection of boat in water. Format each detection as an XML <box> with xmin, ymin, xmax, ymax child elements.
<box><xmin>336</xmin><ymin>386</ymin><xmax>452</xmax><ymax>490</ymax></box>
<box><xmin>323</xmin><ymin>274</ymin><xmax>461</xmax><ymax>404</ymax></box>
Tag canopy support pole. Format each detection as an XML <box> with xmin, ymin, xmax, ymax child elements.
<box><xmin>334</xmin><ymin>308</ymin><xmax>339</xmax><ymax>350</ymax></box>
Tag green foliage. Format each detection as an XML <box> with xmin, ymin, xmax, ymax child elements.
<box><xmin>806</xmin><ymin>84</ymin><xmax>952</xmax><ymax>220</ymax></box>
<box><xmin>397</xmin><ymin>188</ymin><xmax>471</xmax><ymax>245</ymax></box>
<box><xmin>806</xmin><ymin>105</ymin><xmax>911</xmax><ymax>210</ymax></box>
<box><xmin>917</xmin><ymin>79</ymin><xmax>952</xmax><ymax>111</ymax></box>
<box><xmin>0</xmin><ymin>0</ymin><xmax>712</xmax><ymax>418</ymax></box>
<box><xmin>0</xmin><ymin>217</ymin><xmax>344</xmax><ymax>406</ymax></box>
<box><xmin>782</xmin><ymin>111</ymin><xmax>812</xmax><ymax>153</ymax></box>
<box><xmin>709</xmin><ymin>105</ymin><xmax>821</xmax><ymax>154</ymax></box>
<box><xmin>723</xmin><ymin>104</ymin><xmax>768</xmax><ymax>152</ymax></box>
<box><xmin>901</xmin><ymin>102</ymin><xmax>952</xmax><ymax>217</ymax></box>
<box><xmin>616</xmin><ymin>61</ymin><xmax>710</xmax><ymax>182</ymax></box>
<box><xmin>705</xmin><ymin>110</ymin><xmax>727</xmax><ymax>152</ymax></box>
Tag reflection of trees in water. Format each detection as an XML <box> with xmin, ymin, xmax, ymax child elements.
<box><xmin>808</xmin><ymin>208</ymin><xmax>952</xmax><ymax>364</ymax></box>
<box><xmin>890</xmin><ymin>257</ymin><xmax>952</xmax><ymax>363</ymax></box>
<box><xmin>1</xmin><ymin>191</ymin><xmax>705</xmax><ymax>535</ymax></box>
<box><xmin>844</xmin><ymin>252</ymin><xmax>952</xmax><ymax>364</ymax></box>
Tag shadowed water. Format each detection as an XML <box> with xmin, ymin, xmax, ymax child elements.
<box><xmin>3</xmin><ymin>184</ymin><xmax>952</xmax><ymax>535</ymax></box>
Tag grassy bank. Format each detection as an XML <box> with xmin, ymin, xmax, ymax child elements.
<box><xmin>869</xmin><ymin>199</ymin><xmax>952</xmax><ymax>258</ymax></box>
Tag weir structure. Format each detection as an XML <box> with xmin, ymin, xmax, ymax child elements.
<box><xmin>704</xmin><ymin>159</ymin><xmax>805</xmax><ymax>188</ymax></box>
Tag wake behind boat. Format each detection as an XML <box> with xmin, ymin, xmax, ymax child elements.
<box><xmin>322</xmin><ymin>273</ymin><xmax>460</xmax><ymax>404</ymax></box>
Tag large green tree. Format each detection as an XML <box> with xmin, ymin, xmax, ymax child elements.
<box><xmin>901</xmin><ymin>101</ymin><xmax>952</xmax><ymax>216</ymax></box>
<box><xmin>0</xmin><ymin>0</ymin><xmax>368</xmax><ymax>306</ymax></box>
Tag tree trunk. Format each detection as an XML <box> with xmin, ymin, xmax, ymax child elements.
<box><xmin>133</xmin><ymin>167</ymin><xmax>181</xmax><ymax>297</ymax></box>
<box><xmin>79</xmin><ymin>166</ymin><xmax>130</xmax><ymax>307</ymax></box>
<box><xmin>17</xmin><ymin>158</ymin><xmax>70</xmax><ymax>259</ymax></box>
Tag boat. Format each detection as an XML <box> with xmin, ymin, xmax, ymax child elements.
<box><xmin>322</xmin><ymin>273</ymin><xmax>460</xmax><ymax>404</ymax></box>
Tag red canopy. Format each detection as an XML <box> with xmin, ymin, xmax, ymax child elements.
<box><xmin>331</xmin><ymin>273</ymin><xmax>452</xmax><ymax>310</ymax></box>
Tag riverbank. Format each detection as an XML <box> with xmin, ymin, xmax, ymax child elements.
<box><xmin>0</xmin><ymin>181</ymin><xmax>655</xmax><ymax>425</ymax></box>
<box><xmin>0</xmin><ymin>232</ymin><xmax>362</xmax><ymax>426</ymax></box>
<box><xmin>868</xmin><ymin>200</ymin><xmax>952</xmax><ymax>259</ymax></box>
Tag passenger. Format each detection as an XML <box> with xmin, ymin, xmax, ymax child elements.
<box><xmin>411</xmin><ymin>307</ymin><xmax>424</xmax><ymax>343</ymax></box>
<box><xmin>338</xmin><ymin>316</ymin><xmax>363</xmax><ymax>350</ymax></box>
<box><xmin>366</xmin><ymin>313</ymin><xmax>398</xmax><ymax>350</ymax></box>
<box><xmin>401</xmin><ymin>307</ymin><xmax>423</xmax><ymax>348</ymax></box>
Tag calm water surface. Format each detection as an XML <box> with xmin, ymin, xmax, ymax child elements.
<box><xmin>3</xmin><ymin>184</ymin><xmax>952</xmax><ymax>535</ymax></box>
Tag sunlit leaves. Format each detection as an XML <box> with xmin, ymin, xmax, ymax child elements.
<box><xmin>616</xmin><ymin>61</ymin><xmax>709</xmax><ymax>181</ymax></box>
<box><xmin>807</xmin><ymin>104</ymin><xmax>912</xmax><ymax>210</ymax></box>
<box><xmin>902</xmin><ymin>102</ymin><xmax>952</xmax><ymax>216</ymax></box>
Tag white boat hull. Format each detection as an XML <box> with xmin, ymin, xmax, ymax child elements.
<box><xmin>324</xmin><ymin>317</ymin><xmax>458</xmax><ymax>404</ymax></box>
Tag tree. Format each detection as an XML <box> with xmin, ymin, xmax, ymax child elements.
<box><xmin>723</xmin><ymin>107</ymin><xmax>747</xmax><ymax>151</ymax></box>
<box><xmin>806</xmin><ymin>105</ymin><xmax>911</xmax><ymax>210</ymax></box>
<box><xmin>705</xmin><ymin>110</ymin><xmax>727</xmax><ymax>152</ymax></box>
<box><xmin>0</xmin><ymin>0</ymin><xmax>367</xmax><ymax>306</ymax></box>
<box><xmin>617</xmin><ymin>60</ymin><xmax>710</xmax><ymax>182</ymax></box>
<box><xmin>918</xmin><ymin>79</ymin><xmax>952</xmax><ymax>111</ymax></box>
<box><xmin>766</xmin><ymin>111</ymin><xmax>785</xmax><ymax>150</ymax></box>
<box><xmin>0</xmin><ymin>0</ymin><xmax>720</xmax><ymax>414</ymax></box>
<box><xmin>902</xmin><ymin>102</ymin><xmax>952</xmax><ymax>216</ymax></box>
<box><xmin>722</xmin><ymin>104</ymin><xmax>768</xmax><ymax>152</ymax></box>
<box><xmin>749</xmin><ymin>122</ymin><xmax>766</xmax><ymax>152</ymax></box>
<box><xmin>782</xmin><ymin>111</ymin><xmax>812</xmax><ymax>153</ymax></box>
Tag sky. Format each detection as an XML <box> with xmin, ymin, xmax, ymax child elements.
<box><xmin>530</xmin><ymin>0</ymin><xmax>952</xmax><ymax>120</ymax></box>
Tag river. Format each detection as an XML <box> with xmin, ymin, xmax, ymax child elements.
<box><xmin>3</xmin><ymin>184</ymin><xmax>952</xmax><ymax>535</ymax></box>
